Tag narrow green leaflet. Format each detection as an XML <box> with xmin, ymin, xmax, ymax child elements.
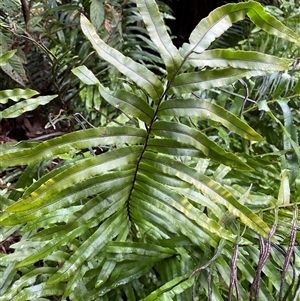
<box><xmin>136</xmin><ymin>0</ymin><xmax>182</xmax><ymax>78</ymax></box>
<box><xmin>72</xmin><ymin>65</ymin><xmax>100</xmax><ymax>85</ymax></box>
<box><xmin>80</xmin><ymin>14</ymin><xmax>164</xmax><ymax>103</ymax></box>
<box><xmin>186</xmin><ymin>49</ymin><xmax>292</xmax><ymax>71</ymax></box>
<box><xmin>148</xmin><ymin>138</ymin><xmax>202</xmax><ymax>157</ymax></box>
<box><xmin>64</xmin><ymin>266</ymin><xmax>90</xmax><ymax>300</ymax></box>
<box><xmin>151</xmin><ymin>121</ymin><xmax>251</xmax><ymax>170</ymax></box>
<box><xmin>96</xmin><ymin>259</ymin><xmax>117</xmax><ymax>288</ymax></box>
<box><xmin>141</xmin><ymin>272</ymin><xmax>194</xmax><ymax>301</ymax></box>
<box><xmin>142</xmin><ymin>152</ymin><xmax>270</xmax><ymax>237</ymax></box>
<box><xmin>0</xmin><ymin>50</ymin><xmax>17</xmax><ymax>67</ymax></box>
<box><xmin>0</xmin><ymin>88</ymin><xmax>39</xmax><ymax>104</ymax></box>
<box><xmin>103</xmin><ymin>242</ymin><xmax>176</xmax><ymax>261</ymax></box>
<box><xmin>90</xmin><ymin>0</ymin><xmax>104</xmax><ymax>31</ymax></box>
<box><xmin>131</xmin><ymin>191</ymin><xmax>216</xmax><ymax>248</ymax></box>
<box><xmin>73</xmin><ymin>65</ymin><xmax>155</xmax><ymax>122</ymax></box>
<box><xmin>21</xmin><ymin>206</ymin><xmax>83</xmax><ymax>232</ymax></box>
<box><xmin>158</xmin><ymin>99</ymin><xmax>262</xmax><ymax>141</ymax></box>
<box><xmin>0</xmin><ymin>127</ymin><xmax>146</xmax><ymax>167</ymax></box>
<box><xmin>0</xmin><ymin>267</ymin><xmax>57</xmax><ymax>301</ymax></box>
<box><xmin>278</xmin><ymin>169</ymin><xmax>290</xmax><ymax>206</ymax></box>
<box><xmin>259</xmin><ymin>100</ymin><xmax>300</xmax><ymax>160</ymax></box>
<box><xmin>276</xmin><ymin>99</ymin><xmax>299</xmax><ymax>183</ymax></box>
<box><xmin>0</xmin><ymin>95</ymin><xmax>57</xmax><ymax>121</ymax></box>
<box><xmin>0</xmin><ymin>263</ymin><xmax>17</xmax><ymax>297</ymax></box>
<box><xmin>1</xmin><ymin>54</ymin><xmax>28</xmax><ymax>87</ymax></box>
<box><xmin>170</xmin><ymin>68</ymin><xmax>264</xmax><ymax>95</ymax></box>
<box><xmin>8</xmin><ymin>162</ymin><xmax>40</xmax><ymax>202</ymax></box>
<box><xmin>11</xmin><ymin>190</ymin><xmax>129</xmax><ymax>267</ymax></box>
<box><xmin>246</xmin><ymin>1</ymin><xmax>300</xmax><ymax>43</ymax></box>
<box><xmin>3</xmin><ymin>174</ymin><xmax>132</xmax><ymax>226</ymax></box>
<box><xmin>0</xmin><ymin>282</ymin><xmax>65</xmax><ymax>301</ymax></box>
<box><xmin>174</xmin><ymin>187</ymin><xmax>223</xmax><ymax>218</ymax></box>
<box><xmin>134</xmin><ymin>173</ymin><xmax>243</xmax><ymax>244</ymax></box>
<box><xmin>47</xmin><ymin>210</ymin><xmax>127</xmax><ymax>284</ymax></box>
<box><xmin>3</xmin><ymin>146</ymin><xmax>141</xmax><ymax>214</ymax></box>
<box><xmin>100</xmin><ymin>89</ymin><xmax>155</xmax><ymax>123</ymax></box>
<box><xmin>94</xmin><ymin>263</ymin><xmax>153</xmax><ymax>296</ymax></box>
<box><xmin>9</xmin><ymin>189</ymin><xmax>129</xmax><ymax>268</ymax></box>
<box><xmin>183</xmin><ymin>0</ymin><xmax>300</xmax><ymax>55</ymax></box>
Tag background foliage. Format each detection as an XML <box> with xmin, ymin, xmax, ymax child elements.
<box><xmin>1</xmin><ymin>0</ymin><xmax>300</xmax><ymax>300</ymax></box>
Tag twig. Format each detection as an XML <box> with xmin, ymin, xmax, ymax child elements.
<box><xmin>250</xmin><ymin>222</ymin><xmax>277</xmax><ymax>301</ymax></box>
<box><xmin>280</xmin><ymin>205</ymin><xmax>298</xmax><ymax>301</ymax></box>
<box><xmin>228</xmin><ymin>239</ymin><xmax>240</xmax><ymax>301</ymax></box>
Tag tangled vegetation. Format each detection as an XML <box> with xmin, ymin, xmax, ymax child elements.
<box><xmin>1</xmin><ymin>0</ymin><xmax>300</xmax><ymax>300</ymax></box>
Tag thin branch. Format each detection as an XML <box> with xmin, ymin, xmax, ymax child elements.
<box><xmin>238</xmin><ymin>79</ymin><xmax>249</xmax><ymax>118</ymax></box>
<box><xmin>280</xmin><ymin>205</ymin><xmax>298</xmax><ymax>301</ymax></box>
<box><xmin>228</xmin><ymin>239</ymin><xmax>240</xmax><ymax>301</ymax></box>
<box><xmin>250</xmin><ymin>222</ymin><xmax>277</xmax><ymax>301</ymax></box>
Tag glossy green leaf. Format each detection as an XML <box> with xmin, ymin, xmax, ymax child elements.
<box><xmin>141</xmin><ymin>272</ymin><xmax>194</xmax><ymax>301</ymax></box>
<box><xmin>96</xmin><ymin>259</ymin><xmax>117</xmax><ymax>288</ymax></box>
<box><xmin>94</xmin><ymin>262</ymin><xmax>153</xmax><ymax>296</ymax></box>
<box><xmin>80</xmin><ymin>14</ymin><xmax>164</xmax><ymax>103</ymax></box>
<box><xmin>63</xmin><ymin>266</ymin><xmax>90</xmax><ymax>300</ymax></box>
<box><xmin>8</xmin><ymin>162</ymin><xmax>40</xmax><ymax>201</ymax></box>
<box><xmin>259</xmin><ymin>100</ymin><xmax>300</xmax><ymax>160</ymax></box>
<box><xmin>148</xmin><ymin>138</ymin><xmax>202</xmax><ymax>157</ymax></box>
<box><xmin>183</xmin><ymin>0</ymin><xmax>300</xmax><ymax>55</ymax></box>
<box><xmin>278</xmin><ymin>169</ymin><xmax>290</xmax><ymax>206</ymax></box>
<box><xmin>0</xmin><ymin>50</ymin><xmax>17</xmax><ymax>67</ymax></box>
<box><xmin>0</xmin><ymin>263</ymin><xmax>17</xmax><ymax>297</ymax></box>
<box><xmin>22</xmin><ymin>206</ymin><xmax>83</xmax><ymax>232</ymax></box>
<box><xmin>186</xmin><ymin>49</ymin><xmax>291</xmax><ymax>71</ymax></box>
<box><xmin>276</xmin><ymin>99</ymin><xmax>299</xmax><ymax>183</ymax></box>
<box><xmin>90</xmin><ymin>0</ymin><xmax>104</xmax><ymax>31</ymax></box>
<box><xmin>100</xmin><ymin>89</ymin><xmax>155</xmax><ymax>123</ymax></box>
<box><xmin>4</xmin><ymin>173</ymin><xmax>132</xmax><ymax>226</ymax></box>
<box><xmin>103</xmin><ymin>242</ymin><xmax>176</xmax><ymax>260</ymax></box>
<box><xmin>0</xmin><ymin>95</ymin><xmax>57</xmax><ymax>121</ymax></box>
<box><xmin>158</xmin><ymin>99</ymin><xmax>263</xmax><ymax>141</ymax></box>
<box><xmin>136</xmin><ymin>0</ymin><xmax>182</xmax><ymax>77</ymax></box>
<box><xmin>151</xmin><ymin>121</ymin><xmax>251</xmax><ymax>170</ymax></box>
<box><xmin>0</xmin><ymin>127</ymin><xmax>146</xmax><ymax>167</ymax></box>
<box><xmin>1</xmin><ymin>53</ymin><xmax>28</xmax><ymax>86</ymax></box>
<box><xmin>47</xmin><ymin>210</ymin><xmax>127</xmax><ymax>284</ymax></box>
<box><xmin>3</xmin><ymin>146</ymin><xmax>140</xmax><ymax>214</ymax></box>
<box><xmin>0</xmin><ymin>267</ymin><xmax>57</xmax><ymax>301</ymax></box>
<box><xmin>170</xmin><ymin>68</ymin><xmax>264</xmax><ymax>94</ymax></box>
<box><xmin>142</xmin><ymin>152</ymin><xmax>270</xmax><ymax>237</ymax></box>
<box><xmin>0</xmin><ymin>282</ymin><xmax>65</xmax><ymax>301</ymax></box>
<box><xmin>134</xmin><ymin>173</ymin><xmax>244</xmax><ymax>244</ymax></box>
<box><xmin>73</xmin><ymin>65</ymin><xmax>155</xmax><ymax>122</ymax></box>
<box><xmin>11</xmin><ymin>188</ymin><xmax>129</xmax><ymax>267</ymax></box>
<box><xmin>72</xmin><ymin>65</ymin><xmax>100</xmax><ymax>85</ymax></box>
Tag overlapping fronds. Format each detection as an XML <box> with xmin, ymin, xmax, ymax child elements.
<box><xmin>1</xmin><ymin>1</ymin><xmax>300</xmax><ymax>300</ymax></box>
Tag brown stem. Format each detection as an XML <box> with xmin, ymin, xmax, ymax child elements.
<box><xmin>20</xmin><ymin>0</ymin><xmax>30</xmax><ymax>55</ymax></box>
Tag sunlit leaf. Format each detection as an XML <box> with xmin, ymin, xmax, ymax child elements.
<box><xmin>0</xmin><ymin>88</ymin><xmax>39</xmax><ymax>104</ymax></box>
<box><xmin>186</xmin><ymin>49</ymin><xmax>291</xmax><ymax>71</ymax></box>
<box><xmin>170</xmin><ymin>68</ymin><xmax>265</xmax><ymax>94</ymax></box>
<box><xmin>0</xmin><ymin>95</ymin><xmax>57</xmax><ymax>121</ymax></box>
<box><xmin>0</xmin><ymin>127</ymin><xmax>146</xmax><ymax>167</ymax></box>
<box><xmin>0</xmin><ymin>50</ymin><xmax>17</xmax><ymax>67</ymax></box>
<box><xmin>90</xmin><ymin>0</ymin><xmax>105</xmax><ymax>31</ymax></box>
<box><xmin>158</xmin><ymin>99</ymin><xmax>263</xmax><ymax>140</ymax></box>
<box><xmin>151</xmin><ymin>121</ymin><xmax>251</xmax><ymax>170</ymax></box>
<box><xmin>80</xmin><ymin>14</ymin><xmax>164</xmax><ymax>103</ymax></box>
<box><xmin>136</xmin><ymin>0</ymin><xmax>182</xmax><ymax>78</ymax></box>
<box><xmin>183</xmin><ymin>0</ymin><xmax>300</xmax><ymax>55</ymax></box>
